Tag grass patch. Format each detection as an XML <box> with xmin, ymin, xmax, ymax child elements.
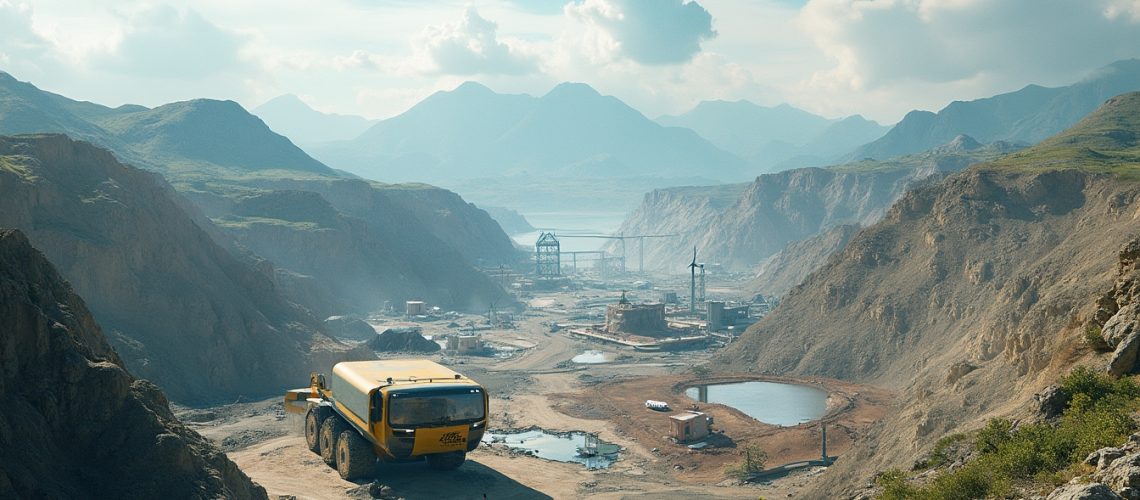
<box><xmin>877</xmin><ymin>367</ymin><xmax>1140</xmax><ymax>499</ymax></box>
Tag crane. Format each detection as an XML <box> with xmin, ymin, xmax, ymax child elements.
<box><xmin>552</xmin><ymin>232</ymin><xmax>676</xmax><ymax>272</ymax></box>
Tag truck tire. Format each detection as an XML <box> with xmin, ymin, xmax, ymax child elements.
<box><xmin>426</xmin><ymin>451</ymin><xmax>466</xmax><ymax>471</ymax></box>
<box><xmin>305</xmin><ymin>406</ymin><xmax>332</xmax><ymax>453</ymax></box>
<box><xmin>320</xmin><ymin>416</ymin><xmax>347</xmax><ymax>466</ymax></box>
<box><xmin>336</xmin><ymin>429</ymin><xmax>375</xmax><ymax>480</ymax></box>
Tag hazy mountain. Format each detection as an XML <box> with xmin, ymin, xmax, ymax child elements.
<box><xmin>850</xmin><ymin>59</ymin><xmax>1140</xmax><ymax>160</ymax></box>
<box><xmin>96</xmin><ymin>98</ymin><xmax>337</xmax><ymax>175</ymax></box>
<box><xmin>658</xmin><ymin>100</ymin><xmax>890</xmax><ymax>172</ymax></box>
<box><xmin>312</xmin><ymin>81</ymin><xmax>749</xmax><ymax>182</ymax></box>
<box><xmin>722</xmin><ymin>91</ymin><xmax>1140</xmax><ymax>495</ymax></box>
<box><xmin>252</xmin><ymin>94</ymin><xmax>375</xmax><ymax>146</ymax></box>
<box><xmin>0</xmin><ymin>71</ymin><xmax>518</xmax><ymax>318</ymax></box>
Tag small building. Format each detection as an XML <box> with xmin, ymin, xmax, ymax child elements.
<box><xmin>669</xmin><ymin>411</ymin><xmax>712</xmax><ymax>443</ymax></box>
<box><xmin>662</xmin><ymin>291</ymin><xmax>679</xmax><ymax>304</ymax></box>
<box><xmin>446</xmin><ymin>334</ymin><xmax>483</xmax><ymax>355</ymax></box>
<box><xmin>405</xmin><ymin>300</ymin><xmax>426</xmax><ymax>316</ymax></box>
<box><xmin>706</xmin><ymin>301</ymin><xmax>725</xmax><ymax>332</ymax></box>
<box><xmin>605</xmin><ymin>292</ymin><xmax>666</xmax><ymax>336</ymax></box>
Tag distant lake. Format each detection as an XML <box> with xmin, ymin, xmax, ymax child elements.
<box><xmin>512</xmin><ymin>211</ymin><xmax>627</xmax><ymax>253</ymax></box>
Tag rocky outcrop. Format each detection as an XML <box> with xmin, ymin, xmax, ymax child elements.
<box><xmin>1089</xmin><ymin>239</ymin><xmax>1140</xmax><ymax>376</ymax></box>
<box><xmin>0</xmin><ymin>135</ymin><xmax>367</xmax><ymax>404</ymax></box>
<box><xmin>0</xmin><ymin>228</ymin><xmax>267</xmax><ymax>499</ymax></box>
<box><xmin>1046</xmin><ymin>483</ymin><xmax>1122</xmax><ymax>500</ymax></box>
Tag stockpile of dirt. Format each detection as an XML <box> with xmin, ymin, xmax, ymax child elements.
<box><xmin>323</xmin><ymin>316</ymin><xmax>377</xmax><ymax>341</ymax></box>
<box><xmin>367</xmin><ymin>327</ymin><xmax>441</xmax><ymax>353</ymax></box>
<box><xmin>0</xmin><ymin>229</ymin><xmax>267</xmax><ymax>499</ymax></box>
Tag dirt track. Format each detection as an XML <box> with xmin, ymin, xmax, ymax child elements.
<box><xmin>184</xmin><ymin>287</ymin><xmax>892</xmax><ymax>499</ymax></box>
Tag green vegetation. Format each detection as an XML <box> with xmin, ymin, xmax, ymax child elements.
<box><xmin>877</xmin><ymin>367</ymin><xmax>1140</xmax><ymax>499</ymax></box>
<box><xmin>983</xmin><ymin>92</ymin><xmax>1140</xmax><ymax>178</ymax></box>
<box><xmin>210</xmin><ymin>215</ymin><xmax>324</xmax><ymax>231</ymax></box>
<box><xmin>913</xmin><ymin>433</ymin><xmax>968</xmax><ymax>470</ymax></box>
<box><xmin>1084</xmin><ymin>325</ymin><xmax>1111</xmax><ymax>352</ymax></box>
<box><xmin>725</xmin><ymin>444</ymin><xmax>768</xmax><ymax>479</ymax></box>
<box><xmin>0</xmin><ymin>155</ymin><xmax>38</xmax><ymax>182</ymax></box>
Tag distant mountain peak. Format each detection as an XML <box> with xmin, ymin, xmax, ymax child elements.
<box><xmin>452</xmin><ymin>81</ymin><xmax>493</xmax><ymax>94</ymax></box>
<box><xmin>544</xmin><ymin>82</ymin><xmax>601</xmax><ymax>99</ymax></box>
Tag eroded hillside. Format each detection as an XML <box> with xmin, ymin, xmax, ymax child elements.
<box><xmin>0</xmin><ymin>135</ymin><xmax>367</xmax><ymax>404</ymax></box>
<box><xmin>0</xmin><ymin>228</ymin><xmax>267</xmax><ymax>499</ymax></box>
<box><xmin>719</xmin><ymin>93</ymin><xmax>1140</xmax><ymax>495</ymax></box>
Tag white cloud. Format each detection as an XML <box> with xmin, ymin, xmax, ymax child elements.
<box><xmin>799</xmin><ymin>0</ymin><xmax>1140</xmax><ymax>91</ymax></box>
<box><xmin>565</xmin><ymin>0</ymin><xmax>717</xmax><ymax>65</ymax></box>
<box><xmin>98</xmin><ymin>5</ymin><xmax>250</xmax><ymax>79</ymax></box>
<box><xmin>416</xmin><ymin>7</ymin><xmax>537</xmax><ymax>75</ymax></box>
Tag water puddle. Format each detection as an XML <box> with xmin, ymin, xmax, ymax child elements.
<box><xmin>571</xmin><ymin>350</ymin><xmax>613</xmax><ymax>364</ymax></box>
<box><xmin>482</xmin><ymin>429</ymin><xmax>620</xmax><ymax>469</ymax></box>
<box><xmin>685</xmin><ymin>381</ymin><xmax>828</xmax><ymax>426</ymax></box>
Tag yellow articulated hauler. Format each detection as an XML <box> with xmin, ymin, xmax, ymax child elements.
<box><xmin>283</xmin><ymin>360</ymin><xmax>489</xmax><ymax>480</ymax></box>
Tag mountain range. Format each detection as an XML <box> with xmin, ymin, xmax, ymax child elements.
<box><xmin>851</xmin><ymin>59</ymin><xmax>1140</xmax><ymax>160</ymax></box>
<box><xmin>657</xmin><ymin>100</ymin><xmax>890</xmax><ymax>172</ymax></box>
<box><xmin>253</xmin><ymin>94</ymin><xmax>376</xmax><ymax>147</ymax></box>
<box><xmin>0</xmin><ymin>70</ymin><xmax>517</xmax><ymax>319</ymax></box>
<box><xmin>309</xmin><ymin>81</ymin><xmax>749</xmax><ymax>183</ymax></box>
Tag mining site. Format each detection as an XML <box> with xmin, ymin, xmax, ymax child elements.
<box><xmin>7</xmin><ymin>4</ymin><xmax>1140</xmax><ymax>500</ymax></box>
<box><xmin>179</xmin><ymin>249</ymin><xmax>892</xmax><ymax>499</ymax></box>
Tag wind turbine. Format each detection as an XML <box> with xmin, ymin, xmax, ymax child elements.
<box><xmin>689</xmin><ymin>247</ymin><xmax>698</xmax><ymax>315</ymax></box>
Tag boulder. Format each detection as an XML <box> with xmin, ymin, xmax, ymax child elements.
<box><xmin>1108</xmin><ymin>329</ymin><xmax>1140</xmax><ymax>376</ymax></box>
<box><xmin>1096</xmin><ymin>452</ymin><xmax>1140</xmax><ymax>493</ymax></box>
<box><xmin>1088</xmin><ymin>448</ymin><xmax>1128</xmax><ymax>470</ymax></box>
<box><xmin>1104</xmin><ymin>304</ymin><xmax>1140</xmax><ymax>348</ymax></box>
<box><xmin>1046</xmin><ymin>483</ymin><xmax>1122</xmax><ymax>500</ymax></box>
<box><xmin>1034</xmin><ymin>385</ymin><xmax>1071</xmax><ymax>419</ymax></box>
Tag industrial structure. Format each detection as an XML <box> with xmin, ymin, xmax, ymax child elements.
<box><xmin>604</xmin><ymin>292</ymin><xmax>667</xmax><ymax>336</ymax></box>
<box><xmin>535</xmin><ymin>232</ymin><xmax>561</xmax><ymax>277</ymax></box>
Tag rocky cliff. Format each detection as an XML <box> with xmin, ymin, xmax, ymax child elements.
<box><xmin>614</xmin><ymin>137</ymin><xmax>1019</xmax><ymax>275</ymax></box>
<box><xmin>749</xmin><ymin>223</ymin><xmax>861</xmax><ymax>298</ymax></box>
<box><xmin>0</xmin><ymin>135</ymin><xmax>366</xmax><ymax>404</ymax></box>
<box><xmin>0</xmin><ymin>228</ymin><xmax>267</xmax><ymax>499</ymax></box>
<box><xmin>718</xmin><ymin>93</ymin><xmax>1140</xmax><ymax>495</ymax></box>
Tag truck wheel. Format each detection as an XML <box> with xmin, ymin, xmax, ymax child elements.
<box><xmin>305</xmin><ymin>406</ymin><xmax>331</xmax><ymax>453</ymax></box>
<box><xmin>426</xmin><ymin>451</ymin><xmax>466</xmax><ymax>471</ymax></box>
<box><xmin>336</xmin><ymin>429</ymin><xmax>376</xmax><ymax>480</ymax></box>
<box><xmin>320</xmin><ymin>416</ymin><xmax>347</xmax><ymax>466</ymax></box>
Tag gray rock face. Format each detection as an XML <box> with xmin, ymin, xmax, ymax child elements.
<box><xmin>1046</xmin><ymin>483</ymin><xmax>1123</xmax><ymax>500</ymax></box>
<box><xmin>1096</xmin><ymin>452</ymin><xmax>1140</xmax><ymax>493</ymax></box>
<box><xmin>1110</xmin><ymin>330</ymin><xmax>1140</xmax><ymax>376</ymax></box>
<box><xmin>1103</xmin><ymin>304</ymin><xmax>1139</xmax><ymax>347</ymax></box>
<box><xmin>1034</xmin><ymin>385</ymin><xmax>1071</xmax><ymax>419</ymax></box>
<box><xmin>0</xmin><ymin>229</ymin><xmax>267</xmax><ymax>499</ymax></box>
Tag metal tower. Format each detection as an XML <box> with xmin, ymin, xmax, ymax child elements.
<box><xmin>535</xmin><ymin>232</ymin><xmax>561</xmax><ymax>277</ymax></box>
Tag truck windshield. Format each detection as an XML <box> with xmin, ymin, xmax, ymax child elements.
<box><xmin>388</xmin><ymin>387</ymin><xmax>484</xmax><ymax>427</ymax></box>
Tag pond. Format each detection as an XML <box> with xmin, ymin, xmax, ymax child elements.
<box><xmin>481</xmin><ymin>429</ymin><xmax>620</xmax><ymax>469</ymax></box>
<box><xmin>685</xmin><ymin>380</ymin><xmax>828</xmax><ymax>426</ymax></box>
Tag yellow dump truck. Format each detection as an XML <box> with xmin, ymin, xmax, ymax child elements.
<box><xmin>284</xmin><ymin>360</ymin><xmax>488</xmax><ymax>480</ymax></box>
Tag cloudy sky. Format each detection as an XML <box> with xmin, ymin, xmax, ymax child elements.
<box><xmin>4</xmin><ymin>0</ymin><xmax>1140</xmax><ymax>124</ymax></box>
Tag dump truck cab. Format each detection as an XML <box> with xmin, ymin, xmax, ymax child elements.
<box><xmin>284</xmin><ymin>360</ymin><xmax>488</xmax><ymax>480</ymax></box>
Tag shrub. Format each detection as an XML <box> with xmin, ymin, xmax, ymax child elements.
<box><xmin>725</xmin><ymin>444</ymin><xmax>768</xmax><ymax>479</ymax></box>
<box><xmin>1083</xmin><ymin>325</ymin><xmax>1109</xmax><ymax>351</ymax></box>
<box><xmin>691</xmin><ymin>364</ymin><xmax>712</xmax><ymax>379</ymax></box>
<box><xmin>876</xmin><ymin>368</ymin><xmax>1140</xmax><ymax>499</ymax></box>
